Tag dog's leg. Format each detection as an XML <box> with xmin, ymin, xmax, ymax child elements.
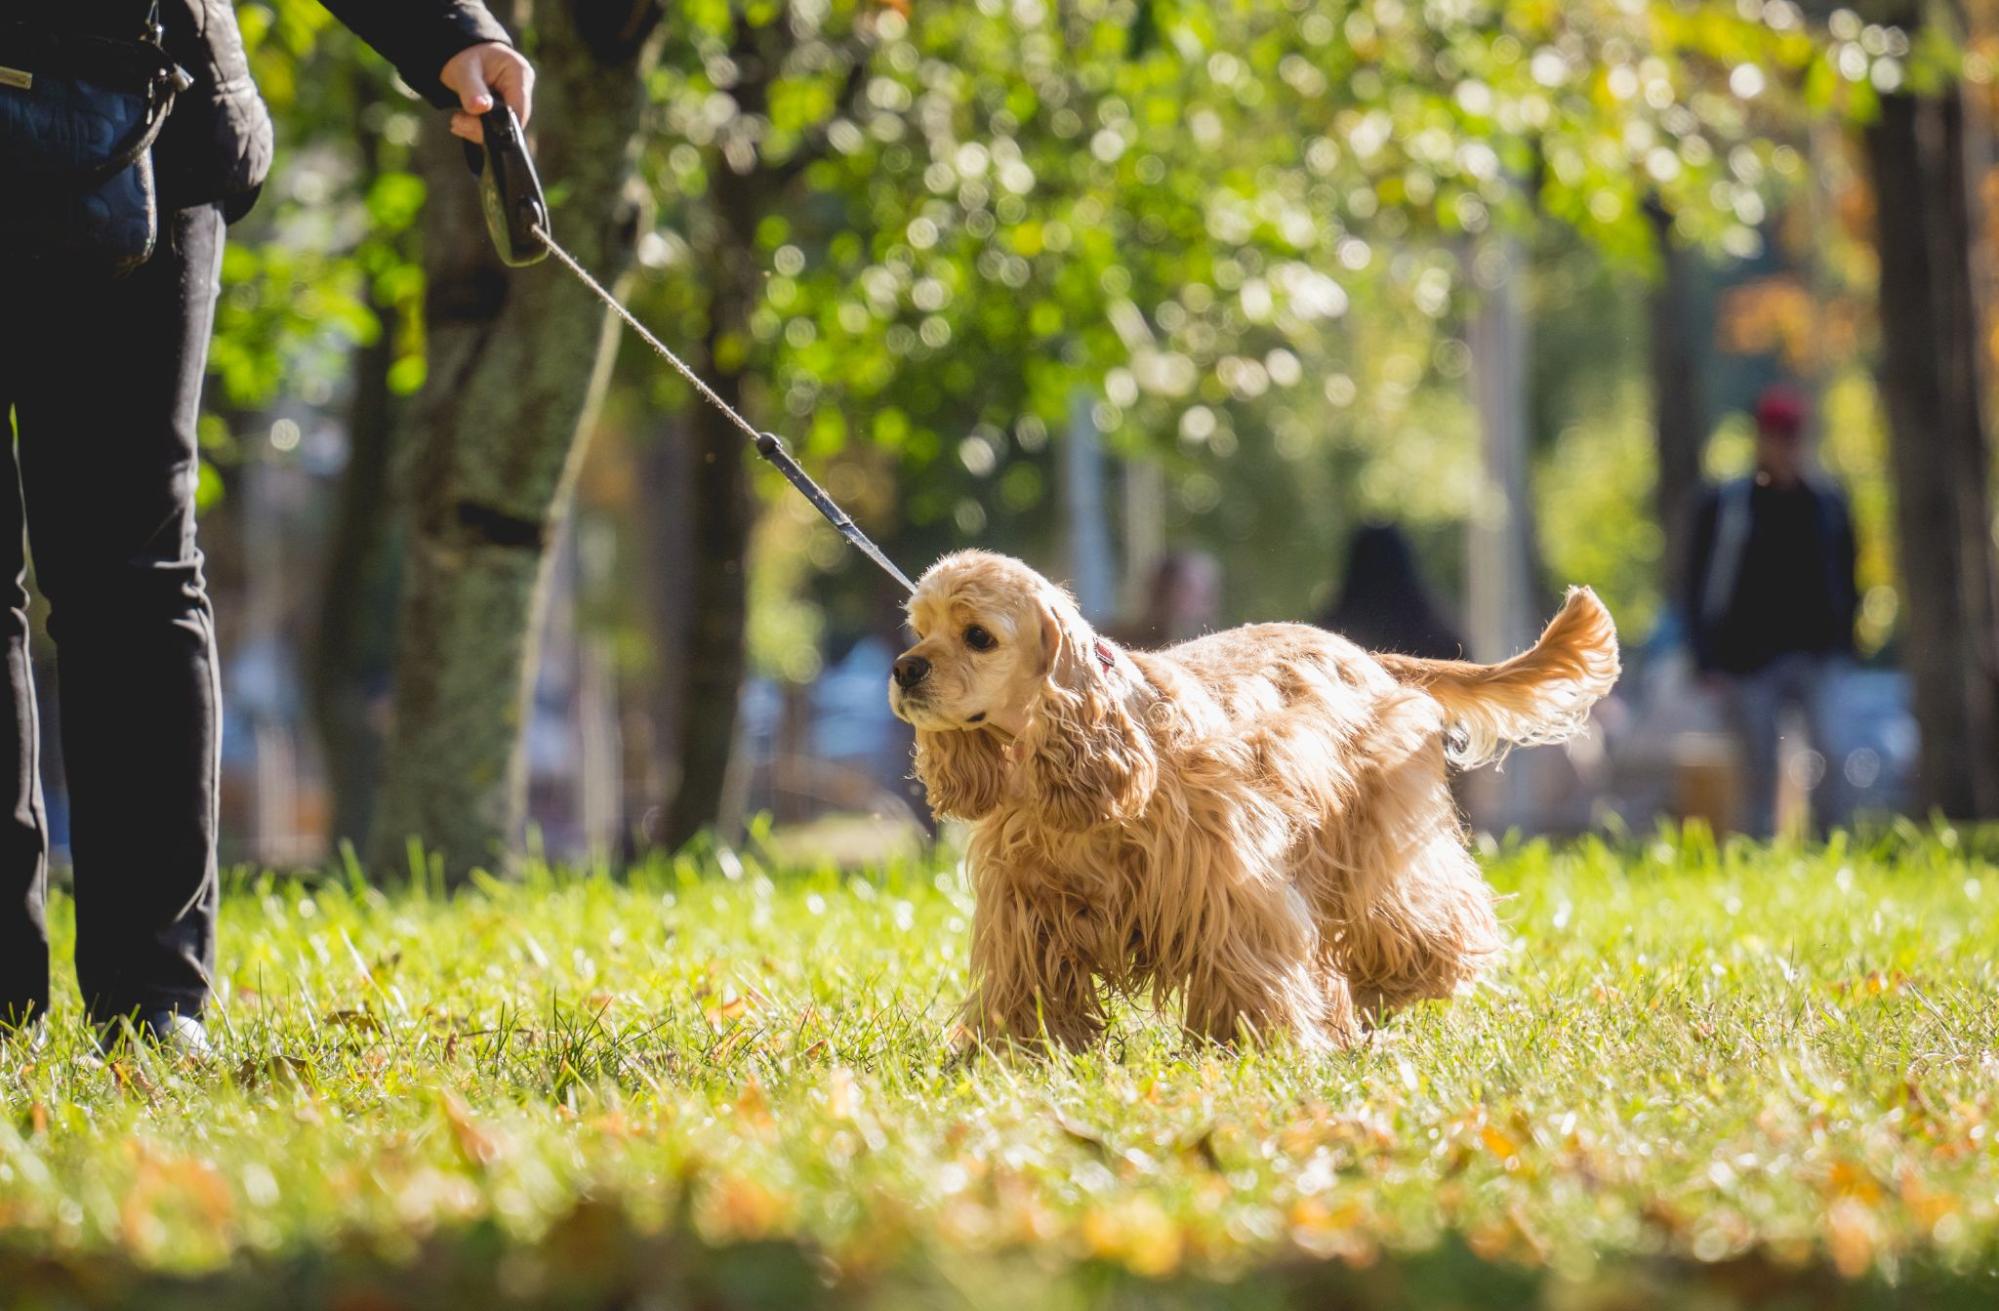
<box><xmin>1321</xmin><ymin>969</ymin><xmax>1364</xmax><ymax>1047</ymax></box>
<box><xmin>1349</xmin><ymin>831</ymin><xmax>1501</xmax><ymax>1015</ymax></box>
<box><xmin>1317</xmin><ymin>692</ymin><xmax>1504</xmax><ymax>1020</ymax></box>
<box><xmin>1181</xmin><ymin>952</ymin><xmax>1342</xmax><ymax>1050</ymax></box>
<box><xmin>958</xmin><ymin>886</ymin><xmax>1105</xmax><ymax>1052</ymax></box>
<box><xmin>1173</xmin><ymin>873</ymin><xmax>1350</xmax><ymax>1049</ymax></box>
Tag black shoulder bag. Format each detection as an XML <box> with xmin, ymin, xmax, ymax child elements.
<box><xmin>0</xmin><ymin>3</ymin><xmax>192</xmax><ymax>277</ymax></box>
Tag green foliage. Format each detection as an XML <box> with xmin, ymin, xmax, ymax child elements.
<box><xmin>598</xmin><ymin>0</ymin><xmax>1859</xmax><ymax>645</ymax></box>
<box><xmin>208</xmin><ymin>0</ymin><xmax>1927</xmax><ymax>661</ymax></box>
<box><xmin>1535</xmin><ymin>381</ymin><xmax>1666</xmax><ymax>633</ymax></box>
<box><xmin>206</xmin><ymin>1</ymin><xmax>429</xmax><ymax>424</ymax></box>
<box><xmin>3</xmin><ymin>828</ymin><xmax>1998</xmax><ymax>1305</ymax></box>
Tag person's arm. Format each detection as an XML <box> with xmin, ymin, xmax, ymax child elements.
<box><xmin>319</xmin><ymin>1</ymin><xmax>533</xmax><ymax>139</ymax></box>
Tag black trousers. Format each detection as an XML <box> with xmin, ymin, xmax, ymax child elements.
<box><xmin>0</xmin><ymin>205</ymin><xmax>224</xmax><ymax>1025</ymax></box>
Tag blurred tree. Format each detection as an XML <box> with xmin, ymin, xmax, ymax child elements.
<box><xmin>649</xmin><ymin>11</ymin><xmax>876</xmax><ymax>850</ymax></box>
<box><xmin>369</xmin><ymin>0</ymin><xmax>667</xmax><ymax>880</ymax></box>
<box><xmin>1860</xmin><ymin>1</ymin><xmax>1999</xmax><ymax>817</ymax></box>
<box><xmin>1645</xmin><ymin>195</ymin><xmax>1711</xmax><ymax>601</ymax></box>
<box><xmin>311</xmin><ymin>70</ymin><xmax>427</xmax><ymax>853</ymax></box>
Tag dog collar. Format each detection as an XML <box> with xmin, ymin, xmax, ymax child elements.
<box><xmin>1094</xmin><ymin>638</ymin><xmax>1117</xmax><ymax>674</ymax></box>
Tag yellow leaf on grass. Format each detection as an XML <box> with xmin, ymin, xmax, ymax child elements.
<box><xmin>119</xmin><ymin>1150</ymin><xmax>235</xmax><ymax>1257</ymax></box>
<box><xmin>1824</xmin><ymin>1159</ymin><xmax>1883</xmax><ymax>1204</ymax></box>
<box><xmin>1081</xmin><ymin>1197</ymin><xmax>1183</xmax><ymax>1278</ymax></box>
<box><xmin>1288</xmin><ymin>1197</ymin><xmax>1378</xmax><ymax>1266</ymax></box>
<box><xmin>1826</xmin><ymin>1198</ymin><xmax>1877</xmax><ymax>1278</ymax></box>
<box><xmin>700</xmin><ymin>1174</ymin><xmax>792</xmax><ymax>1241</ymax></box>
<box><xmin>1480</xmin><ymin>1124</ymin><xmax>1522</xmax><ymax>1163</ymax></box>
<box><xmin>441</xmin><ymin>1092</ymin><xmax>501</xmax><ymax>1168</ymax></box>
<box><xmin>735</xmin><ymin>1077</ymin><xmax>775</xmax><ymax>1132</ymax></box>
<box><xmin>177</xmin><ymin>1157</ymin><xmax>236</xmax><ymax>1229</ymax></box>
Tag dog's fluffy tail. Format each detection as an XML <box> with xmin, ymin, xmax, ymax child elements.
<box><xmin>1375</xmin><ymin>586</ymin><xmax>1620</xmax><ymax>768</ymax></box>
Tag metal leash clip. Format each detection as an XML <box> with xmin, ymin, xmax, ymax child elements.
<box><xmin>464</xmin><ymin>104</ymin><xmax>548</xmax><ymax>268</ymax></box>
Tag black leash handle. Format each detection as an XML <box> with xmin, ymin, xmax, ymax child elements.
<box><xmin>464</xmin><ymin>104</ymin><xmax>549</xmax><ymax>268</ymax></box>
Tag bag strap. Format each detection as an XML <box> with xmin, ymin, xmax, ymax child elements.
<box><xmin>73</xmin><ymin>79</ymin><xmax>178</xmax><ymax>185</ymax></box>
<box><xmin>1</xmin><ymin>30</ymin><xmax>187</xmax><ymax>186</ymax></box>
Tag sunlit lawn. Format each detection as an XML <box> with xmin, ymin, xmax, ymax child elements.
<box><xmin>2</xmin><ymin>826</ymin><xmax>1997</xmax><ymax>1307</ymax></box>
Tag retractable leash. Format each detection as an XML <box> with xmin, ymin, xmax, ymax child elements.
<box><xmin>464</xmin><ymin>106</ymin><xmax>917</xmax><ymax>594</ymax></box>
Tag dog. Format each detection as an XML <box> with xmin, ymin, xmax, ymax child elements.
<box><xmin>889</xmin><ymin>550</ymin><xmax>1619</xmax><ymax>1051</ymax></box>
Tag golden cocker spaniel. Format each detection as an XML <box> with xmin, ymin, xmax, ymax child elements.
<box><xmin>889</xmin><ymin>550</ymin><xmax>1619</xmax><ymax>1051</ymax></box>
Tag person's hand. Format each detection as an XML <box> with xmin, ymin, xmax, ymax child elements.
<box><xmin>440</xmin><ymin>42</ymin><xmax>535</xmax><ymax>143</ymax></box>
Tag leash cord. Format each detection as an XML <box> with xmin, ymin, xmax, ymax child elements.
<box><xmin>529</xmin><ymin>222</ymin><xmax>916</xmax><ymax>595</ymax></box>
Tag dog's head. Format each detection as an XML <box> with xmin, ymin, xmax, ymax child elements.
<box><xmin>892</xmin><ymin>551</ymin><xmax>1156</xmax><ymax>829</ymax></box>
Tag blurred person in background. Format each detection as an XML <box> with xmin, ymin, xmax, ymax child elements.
<box><xmin>0</xmin><ymin>1</ymin><xmax>533</xmax><ymax>1055</ymax></box>
<box><xmin>1110</xmin><ymin>550</ymin><xmax>1223</xmax><ymax>649</ymax></box>
<box><xmin>1684</xmin><ymin>384</ymin><xmax>1858</xmax><ymax>838</ymax></box>
<box><xmin>1318</xmin><ymin>522</ymin><xmax>1465</xmax><ymax>660</ymax></box>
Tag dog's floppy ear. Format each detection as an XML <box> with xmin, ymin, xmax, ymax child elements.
<box><xmin>1018</xmin><ymin>590</ymin><xmax>1157</xmax><ymax>831</ymax></box>
<box><xmin>914</xmin><ymin>728</ymin><xmax>1008</xmax><ymax>820</ymax></box>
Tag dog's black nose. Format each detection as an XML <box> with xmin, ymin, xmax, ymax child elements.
<box><xmin>893</xmin><ymin>655</ymin><xmax>930</xmax><ymax>690</ymax></box>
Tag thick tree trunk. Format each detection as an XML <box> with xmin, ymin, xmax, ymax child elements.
<box><xmin>1644</xmin><ymin>197</ymin><xmax>1708</xmax><ymax>602</ymax></box>
<box><xmin>369</xmin><ymin>0</ymin><xmax>664</xmax><ymax>880</ymax></box>
<box><xmin>1863</xmin><ymin>88</ymin><xmax>1999</xmax><ymax>819</ymax></box>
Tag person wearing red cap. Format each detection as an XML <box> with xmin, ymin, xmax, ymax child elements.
<box><xmin>1684</xmin><ymin>384</ymin><xmax>1859</xmax><ymax>837</ymax></box>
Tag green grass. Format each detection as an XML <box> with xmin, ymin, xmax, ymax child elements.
<box><xmin>3</xmin><ymin>826</ymin><xmax>1998</xmax><ymax>1308</ymax></box>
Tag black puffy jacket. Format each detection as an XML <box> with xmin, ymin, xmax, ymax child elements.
<box><xmin>148</xmin><ymin>0</ymin><xmax>512</xmax><ymax>216</ymax></box>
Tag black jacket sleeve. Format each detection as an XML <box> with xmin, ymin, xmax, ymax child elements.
<box><xmin>318</xmin><ymin>1</ymin><xmax>514</xmax><ymax>108</ymax></box>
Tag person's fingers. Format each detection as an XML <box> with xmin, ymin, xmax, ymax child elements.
<box><xmin>491</xmin><ymin>55</ymin><xmax>534</xmax><ymax>125</ymax></box>
<box><xmin>454</xmin><ymin>57</ymin><xmax>495</xmax><ymax>116</ymax></box>
<box><xmin>440</xmin><ymin>44</ymin><xmax>536</xmax><ymax>139</ymax></box>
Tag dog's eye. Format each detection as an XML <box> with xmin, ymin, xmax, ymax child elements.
<box><xmin>964</xmin><ymin>625</ymin><xmax>996</xmax><ymax>651</ymax></box>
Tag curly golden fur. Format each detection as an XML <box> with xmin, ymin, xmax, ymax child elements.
<box><xmin>890</xmin><ymin>550</ymin><xmax>1620</xmax><ymax>1052</ymax></box>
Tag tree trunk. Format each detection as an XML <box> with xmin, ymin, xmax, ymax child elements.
<box><xmin>1863</xmin><ymin>87</ymin><xmax>1999</xmax><ymax>819</ymax></box>
<box><xmin>652</xmin><ymin>26</ymin><xmax>784</xmax><ymax>850</ymax></box>
<box><xmin>1643</xmin><ymin>197</ymin><xmax>1708</xmax><ymax>602</ymax></box>
<box><xmin>632</xmin><ymin>423</ymin><xmax>692</xmax><ymax>849</ymax></box>
<box><xmin>310</xmin><ymin>285</ymin><xmax>401</xmax><ymax>853</ymax></box>
<box><xmin>643</xmin><ymin>15</ymin><xmax>871</xmax><ymax>849</ymax></box>
<box><xmin>657</xmin><ymin>307</ymin><xmax>754</xmax><ymax>849</ymax></box>
<box><xmin>311</xmin><ymin>73</ymin><xmax>408</xmax><ymax>857</ymax></box>
<box><xmin>1464</xmin><ymin>235</ymin><xmax>1542</xmax><ymax>831</ymax></box>
<box><xmin>369</xmin><ymin>0</ymin><xmax>664</xmax><ymax>881</ymax></box>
